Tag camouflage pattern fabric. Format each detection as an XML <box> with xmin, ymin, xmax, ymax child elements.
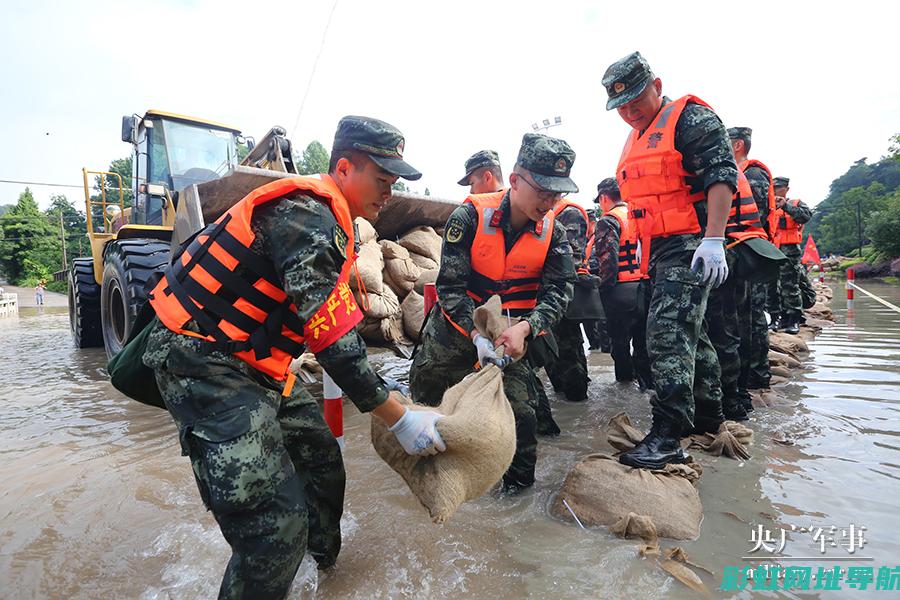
<box><xmin>776</xmin><ymin>243</ymin><xmax>805</xmax><ymax>323</ymax></box>
<box><xmin>544</xmin><ymin>317</ymin><xmax>589</xmax><ymax>401</ymax></box>
<box><xmin>602</xmin><ymin>281</ymin><xmax>653</xmax><ymax>390</ymax></box>
<box><xmin>515</xmin><ymin>133</ymin><xmax>578</xmax><ymax>193</ymax></box>
<box><xmin>705</xmin><ymin>260</ymin><xmax>744</xmax><ymax>415</ymax></box>
<box><xmin>144</xmin><ymin>321</ymin><xmax>345</xmax><ymax>599</ymax></box>
<box><xmin>529</xmin><ymin>368</ymin><xmax>560</xmax><ymax>436</ymax></box>
<box><xmin>744</xmin><ymin>280</ymin><xmax>771</xmax><ymax>391</ymax></box>
<box><xmin>646</xmin><ymin>234</ymin><xmax>724</xmax><ymax>433</ymax></box>
<box><xmin>556</xmin><ymin>204</ymin><xmax>589</xmax><ymax>268</ymax></box>
<box><xmin>744</xmin><ymin>165</ymin><xmax>773</xmax><ymax>238</ymax></box>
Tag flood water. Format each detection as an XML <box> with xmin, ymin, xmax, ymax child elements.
<box><xmin>2</xmin><ymin>280</ymin><xmax>899</xmax><ymax>599</ymax></box>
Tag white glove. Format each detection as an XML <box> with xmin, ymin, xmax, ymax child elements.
<box><xmin>691</xmin><ymin>237</ymin><xmax>728</xmax><ymax>287</ymax></box>
<box><xmin>473</xmin><ymin>333</ymin><xmax>504</xmax><ymax>368</ymax></box>
<box><xmin>389</xmin><ymin>408</ymin><xmax>446</xmax><ymax>456</ymax></box>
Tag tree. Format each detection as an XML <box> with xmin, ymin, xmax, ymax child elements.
<box><xmin>866</xmin><ymin>189</ymin><xmax>900</xmax><ymax>257</ymax></box>
<box><xmin>888</xmin><ymin>133</ymin><xmax>900</xmax><ymax>160</ymax></box>
<box><xmin>90</xmin><ymin>156</ymin><xmax>133</xmax><ymax>228</ymax></box>
<box><xmin>45</xmin><ymin>194</ymin><xmax>88</xmax><ymax>264</ymax></box>
<box><xmin>0</xmin><ymin>188</ymin><xmax>57</xmax><ymax>283</ymax></box>
<box><xmin>391</xmin><ymin>180</ymin><xmax>409</xmax><ymax>192</ymax></box>
<box><xmin>296</xmin><ymin>140</ymin><xmax>329</xmax><ymax>175</ymax></box>
<box><xmin>817</xmin><ymin>183</ymin><xmax>888</xmax><ymax>256</ymax></box>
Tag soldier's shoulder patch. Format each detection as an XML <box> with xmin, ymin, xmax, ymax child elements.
<box><xmin>333</xmin><ymin>224</ymin><xmax>349</xmax><ymax>258</ymax></box>
<box><xmin>446</xmin><ymin>219</ymin><xmax>465</xmax><ymax>244</ymax></box>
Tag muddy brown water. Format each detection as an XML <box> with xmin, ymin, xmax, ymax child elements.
<box><xmin>2</xmin><ymin>281</ymin><xmax>899</xmax><ymax>599</ymax></box>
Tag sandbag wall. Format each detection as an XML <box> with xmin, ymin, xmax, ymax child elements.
<box><xmin>351</xmin><ymin>218</ymin><xmax>442</xmax><ymax>345</ymax></box>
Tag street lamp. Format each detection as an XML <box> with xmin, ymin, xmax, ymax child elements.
<box><xmin>531</xmin><ymin>116</ymin><xmax>563</xmax><ymax>133</ymax></box>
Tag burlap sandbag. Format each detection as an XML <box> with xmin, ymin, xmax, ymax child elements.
<box><xmin>351</xmin><ymin>240</ymin><xmax>384</xmax><ymax>294</ymax></box>
<box><xmin>401</xmin><ymin>290</ymin><xmax>426</xmax><ymax>341</ymax></box>
<box><xmin>365</xmin><ymin>287</ymin><xmax>400</xmax><ymax>320</ymax></box>
<box><xmin>551</xmin><ymin>453</ymin><xmax>703</xmax><ymax>540</ymax></box>
<box><xmin>769</xmin><ymin>331</ymin><xmax>808</xmax><ymax>356</ymax></box>
<box><xmin>413</xmin><ymin>269</ymin><xmax>439</xmax><ymax>295</ymax></box>
<box><xmin>399</xmin><ymin>226</ymin><xmax>442</xmax><ymax>263</ymax></box>
<box><xmin>370</xmin><ymin>296</ymin><xmax>516</xmax><ymax>523</ymax></box>
<box><xmin>409</xmin><ymin>252</ymin><xmax>439</xmax><ymax>271</ymax></box>
<box><xmin>354</xmin><ymin>217</ymin><xmax>377</xmax><ymax>244</ymax></box>
<box><xmin>359</xmin><ymin>312</ymin><xmax>406</xmax><ymax>345</ymax></box>
<box><xmin>384</xmin><ymin>256</ymin><xmax>421</xmax><ymax>297</ymax></box>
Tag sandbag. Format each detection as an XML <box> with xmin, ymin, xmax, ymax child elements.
<box><xmin>414</xmin><ymin>269</ymin><xmax>439</xmax><ymax>295</ymax></box>
<box><xmin>551</xmin><ymin>453</ymin><xmax>703</xmax><ymax>540</ymax></box>
<box><xmin>409</xmin><ymin>252</ymin><xmax>439</xmax><ymax>271</ymax></box>
<box><xmin>351</xmin><ymin>240</ymin><xmax>384</xmax><ymax>294</ymax></box>
<box><xmin>399</xmin><ymin>226</ymin><xmax>442</xmax><ymax>263</ymax></box>
<box><xmin>359</xmin><ymin>312</ymin><xmax>406</xmax><ymax>345</ymax></box>
<box><xmin>768</xmin><ymin>349</ymin><xmax>801</xmax><ymax>369</ymax></box>
<box><xmin>379</xmin><ymin>239</ymin><xmax>409</xmax><ymax>260</ymax></box>
<box><xmin>370</xmin><ymin>296</ymin><xmax>516</xmax><ymax>523</ymax></box>
<box><xmin>401</xmin><ymin>290</ymin><xmax>426</xmax><ymax>341</ymax></box>
<box><xmin>384</xmin><ymin>255</ymin><xmax>421</xmax><ymax>297</ymax></box>
<box><xmin>364</xmin><ymin>287</ymin><xmax>400</xmax><ymax>320</ymax></box>
<box><xmin>769</xmin><ymin>331</ymin><xmax>808</xmax><ymax>356</ymax></box>
<box><xmin>355</xmin><ymin>217</ymin><xmax>378</xmax><ymax>244</ymax></box>
<box><xmin>805</xmin><ymin>302</ymin><xmax>834</xmax><ymax>322</ymax></box>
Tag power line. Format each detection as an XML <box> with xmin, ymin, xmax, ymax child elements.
<box><xmin>290</xmin><ymin>0</ymin><xmax>340</xmax><ymax>141</ymax></box>
<box><xmin>0</xmin><ymin>178</ymin><xmax>86</xmax><ymax>189</ymax></box>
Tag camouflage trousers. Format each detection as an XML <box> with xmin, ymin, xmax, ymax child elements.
<box><xmin>409</xmin><ymin>308</ymin><xmax>538</xmax><ymax>489</ymax></box>
<box><xmin>646</xmin><ymin>237</ymin><xmax>723</xmax><ymax>432</ymax></box>
<box><xmin>769</xmin><ymin>244</ymin><xmax>807</xmax><ymax>323</ymax></box>
<box><xmin>544</xmin><ymin>318</ymin><xmax>589</xmax><ymax>401</ymax></box>
<box><xmin>582</xmin><ymin>317</ymin><xmax>610</xmax><ymax>351</ymax></box>
<box><xmin>602</xmin><ymin>281</ymin><xmax>653</xmax><ymax>389</ymax></box>
<box><xmin>144</xmin><ymin>322</ymin><xmax>345</xmax><ymax>600</ymax></box>
<box><xmin>745</xmin><ymin>281</ymin><xmax>771</xmax><ymax>389</ymax></box>
<box><xmin>705</xmin><ymin>272</ymin><xmax>743</xmax><ymax>412</ymax></box>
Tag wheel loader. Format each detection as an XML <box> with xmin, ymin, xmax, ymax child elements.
<box><xmin>68</xmin><ymin>110</ymin><xmax>458</xmax><ymax>357</ymax></box>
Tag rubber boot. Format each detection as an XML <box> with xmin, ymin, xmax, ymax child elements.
<box><xmin>618</xmin><ymin>420</ymin><xmax>690</xmax><ymax>470</ymax></box>
<box><xmin>722</xmin><ymin>395</ymin><xmax>750</xmax><ymax>421</ymax></box>
<box><xmin>783</xmin><ymin>320</ymin><xmax>800</xmax><ymax>335</ymax></box>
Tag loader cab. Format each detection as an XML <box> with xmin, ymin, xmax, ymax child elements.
<box><xmin>121</xmin><ymin>110</ymin><xmax>244</xmax><ymax>225</ymax></box>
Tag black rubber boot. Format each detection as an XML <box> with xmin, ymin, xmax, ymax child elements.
<box><xmin>687</xmin><ymin>415</ymin><xmax>725</xmax><ymax>436</ymax></box>
<box><xmin>722</xmin><ymin>396</ymin><xmax>750</xmax><ymax>421</ymax></box>
<box><xmin>768</xmin><ymin>315</ymin><xmax>780</xmax><ymax>332</ymax></box>
<box><xmin>783</xmin><ymin>321</ymin><xmax>800</xmax><ymax>335</ymax></box>
<box><xmin>619</xmin><ymin>420</ymin><xmax>690</xmax><ymax>470</ymax></box>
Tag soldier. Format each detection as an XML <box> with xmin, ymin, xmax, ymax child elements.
<box><xmin>582</xmin><ymin>204</ymin><xmax>611</xmax><ymax>353</ymax></box>
<box><xmin>603</xmin><ymin>51</ymin><xmax>734</xmax><ymax>469</ymax></box>
<box><xmin>544</xmin><ymin>187</ymin><xmax>592</xmax><ymax>402</ymax></box>
<box><xmin>458</xmin><ymin>149</ymin><xmax>560</xmax><ymax>436</ymax></box>
<box><xmin>410</xmin><ymin>133</ymin><xmax>577</xmax><ymax>493</ymax></box>
<box><xmin>143</xmin><ymin>116</ymin><xmax>445</xmax><ymax>599</ymax></box>
<box><xmin>729</xmin><ymin>127</ymin><xmax>775</xmax><ymax>398</ymax></box>
<box><xmin>457</xmin><ymin>149</ymin><xmax>504</xmax><ymax>194</ymax></box>
<box><xmin>588</xmin><ymin>177</ymin><xmax>652</xmax><ymax>390</ymax></box>
<box><xmin>771</xmin><ymin>176</ymin><xmax>813</xmax><ymax>334</ymax></box>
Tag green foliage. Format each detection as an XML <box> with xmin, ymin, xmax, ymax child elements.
<box><xmin>46</xmin><ymin>194</ymin><xmax>88</xmax><ymax>262</ymax></box>
<box><xmin>807</xmin><ymin>133</ymin><xmax>900</xmax><ymax>256</ymax></box>
<box><xmin>838</xmin><ymin>257</ymin><xmax>865</xmax><ymax>270</ymax></box>
<box><xmin>296</xmin><ymin>140</ymin><xmax>329</xmax><ymax>175</ymax></box>
<box><xmin>865</xmin><ymin>189</ymin><xmax>900</xmax><ymax>257</ymax></box>
<box><xmin>0</xmin><ymin>188</ymin><xmax>57</xmax><ymax>283</ymax></box>
<box><xmin>392</xmin><ymin>180</ymin><xmax>409</xmax><ymax>192</ymax></box>
<box><xmin>89</xmin><ymin>156</ymin><xmax>132</xmax><ymax>229</ymax></box>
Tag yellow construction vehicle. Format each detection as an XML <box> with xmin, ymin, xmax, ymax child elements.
<box><xmin>68</xmin><ymin>110</ymin><xmax>458</xmax><ymax>358</ymax></box>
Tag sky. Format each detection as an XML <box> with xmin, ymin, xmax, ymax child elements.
<box><xmin>2</xmin><ymin>0</ymin><xmax>898</xmax><ymax>211</ymax></box>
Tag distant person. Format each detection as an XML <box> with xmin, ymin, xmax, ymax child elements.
<box><xmin>35</xmin><ymin>281</ymin><xmax>45</xmax><ymax>305</ymax></box>
<box><xmin>769</xmin><ymin>176</ymin><xmax>813</xmax><ymax>334</ymax></box>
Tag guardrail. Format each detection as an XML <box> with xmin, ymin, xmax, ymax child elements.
<box><xmin>0</xmin><ymin>293</ymin><xmax>19</xmax><ymax>318</ymax></box>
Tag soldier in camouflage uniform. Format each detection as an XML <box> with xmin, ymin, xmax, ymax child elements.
<box><xmin>770</xmin><ymin>176</ymin><xmax>813</xmax><ymax>334</ymax></box>
<box><xmin>410</xmin><ymin>133</ymin><xmax>576</xmax><ymax>493</ymax></box>
<box><xmin>458</xmin><ymin>150</ymin><xmax>560</xmax><ymax>436</ymax></box>
<box><xmin>589</xmin><ymin>177</ymin><xmax>652</xmax><ymax>390</ymax></box>
<box><xmin>603</xmin><ymin>52</ymin><xmax>734</xmax><ymax>469</ymax></box>
<box><xmin>582</xmin><ymin>205</ymin><xmax>611</xmax><ymax>353</ymax></box>
<box><xmin>729</xmin><ymin>127</ymin><xmax>773</xmax><ymax>396</ymax></box>
<box><xmin>143</xmin><ymin>117</ymin><xmax>445</xmax><ymax>600</ymax></box>
<box><xmin>543</xmin><ymin>188</ymin><xmax>591</xmax><ymax>402</ymax></box>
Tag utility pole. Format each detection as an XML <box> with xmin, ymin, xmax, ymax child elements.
<box><xmin>857</xmin><ymin>197</ymin><xmax>863</xmax><ymax>258</ymax></box>
<box><xmin>59</xmin><ymin>211</ymin><xmax>67</xmax><ymax>270</ymax></box>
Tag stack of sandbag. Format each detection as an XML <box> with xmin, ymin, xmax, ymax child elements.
<box><xmin>381</xmin><ymin>240</ymin><xmax>421</xmax><ymax>298</ymax></box>
<box><xmin>370</xmin><ymin>296</ymin><xmax>516</xmax><ymax>523</ymax></box>
<box><xmin>398</xmin><ymin>226</ymin><xmax>442</xmax><ymax>271</ymax></box>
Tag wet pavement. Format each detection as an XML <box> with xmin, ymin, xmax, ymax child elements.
<box><xmin>1</xmin><ymin>279</ymin><xmax>899</xmax><ymax>599</ymax></box>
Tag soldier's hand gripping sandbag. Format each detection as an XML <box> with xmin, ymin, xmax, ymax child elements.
<box><xmin>691</xmin><ymin>236</ymin><xmax>728</xmax><ymax>287</ymax></box>
<box><xmin>473</xmin><ymin>333</ymin><xmax>508</xmax><ymax>369</ymax></box>
<box><xmin>389</xmin><ymin>405</ymin><xmax>446</xmax><ymax>455</ymax></box>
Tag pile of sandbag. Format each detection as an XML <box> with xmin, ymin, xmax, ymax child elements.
<box><xmin>370</xmin><ymin>296</ymin><xmax>516</xmax><ymax>523</ymax></box>
<box><xmin>350</xmin><ymin>218</ymin><xmax>443</xmax><ymax>345</ymax></box>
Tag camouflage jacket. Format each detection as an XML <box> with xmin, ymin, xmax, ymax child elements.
<box><xmin>556</xmin><ymin>205</ymin><xmax>589</xmax><ymax>266</ymax></box>
<box><xmin>589</xmin><ymin>212</ymin><xmax>623</xmax><ymax>289</ymax></box>
<box><xmin>744</xmin><ymin>164</ymin><xmax>772</xmax><ymax>234</ymax></box>
<box><xmin>437</xmin><ymin>192</ymin><xmax>575</xmax><ymax>336</ymax></box>
<box><xmin>781</xmin><ymin>198</ymin><xmax>812</xmax><ymax>225</ymax></box>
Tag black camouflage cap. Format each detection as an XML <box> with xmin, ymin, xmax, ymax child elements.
<box><xmin>727</xmin><ymin>127</ymin><xmax>753</xmax><ymax>142</ymax></box>
<box><xmin>595</xmin><ymin>177</ymin><xmax>619</xmax><ymax>201</ymax></box>
<box><xmin>457</xmin><ymin>149</ymin><xmax>501</xmax><ymax>186</ymax></box>
<box><xmin>332</xmin><ymin>115</ymin><xmax>422</xmax><ymax>180</ymax></box>
<box><xmin>602</xmin><ymin>51</ymin><xmax>653</xmax><ymax>111</ymax></box>
<box><xmin>773</xmin><ymin>176</ymin><xmax>790</xmax><ymax>188</ymax></box>
<box><xmin>516</xmin><ymin>133</ymin><xmax>578</xmax><ymax>194</ymax></box>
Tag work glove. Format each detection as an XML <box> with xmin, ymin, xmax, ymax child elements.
<box><xmin>473</xmin><ymin>333</ymin><xmax>506</xmax><ymax>368</ymax></box>
<box><xmin>389</xmin><ymin>408</ymin><xmax>446</xmax><ymax>456</ymax></box>
<box><xmin>690</xmin><ymin>236</ymin><xmax>728</xmax><ymax>287</ymax></box>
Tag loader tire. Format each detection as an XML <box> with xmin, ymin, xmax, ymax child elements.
<box><xmin>100</xmin><ymin>239</ymin><xmax>170</xmax><ymax>359</ymax></box>
<box><xmin>69</xmin><ymin>258</ymin><xmax>103</xmax><ymax>348</ymax></box>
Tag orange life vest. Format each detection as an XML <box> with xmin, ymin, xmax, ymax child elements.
<box><xmin>442</xmin><ymin>191</ymin><xmax>554</xmax><ymax>335</ymax></box>
<box><xmin>580</xmin><ymin>235</ymin><xmax>595</xmax><ymax>274</ymax></box>
<box><xmin>775</xmin><ymin>199</ymin><xmax>804</xmax><ymax>247</ymax></box>
<box><xmin>149</xmin><ymin>175</ymin><xmax>362</xmax><ymax>381</ymax></box>
<box><xmin>553</xmin><ymin>198</ymin><xmax>590</xmax><ymax>258</ymax></box>
<box><xmin>616</xmin><ymin>95</ymin><xmax>710</xmax><ymax>273</ymax></box>
<box><xmin>739</xmin><ymin>158</ymin><xmax>777</xmax><ymax>241</ymax></box>
<box><xmin>725</xmin><ymin>170</ymin><xmax>768</xmax><ymax>243</ymax></box>
<box><xmin>605</xmin><ymin>204</ymin><xmax>646</xmax><ymax>282</ymax></box>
